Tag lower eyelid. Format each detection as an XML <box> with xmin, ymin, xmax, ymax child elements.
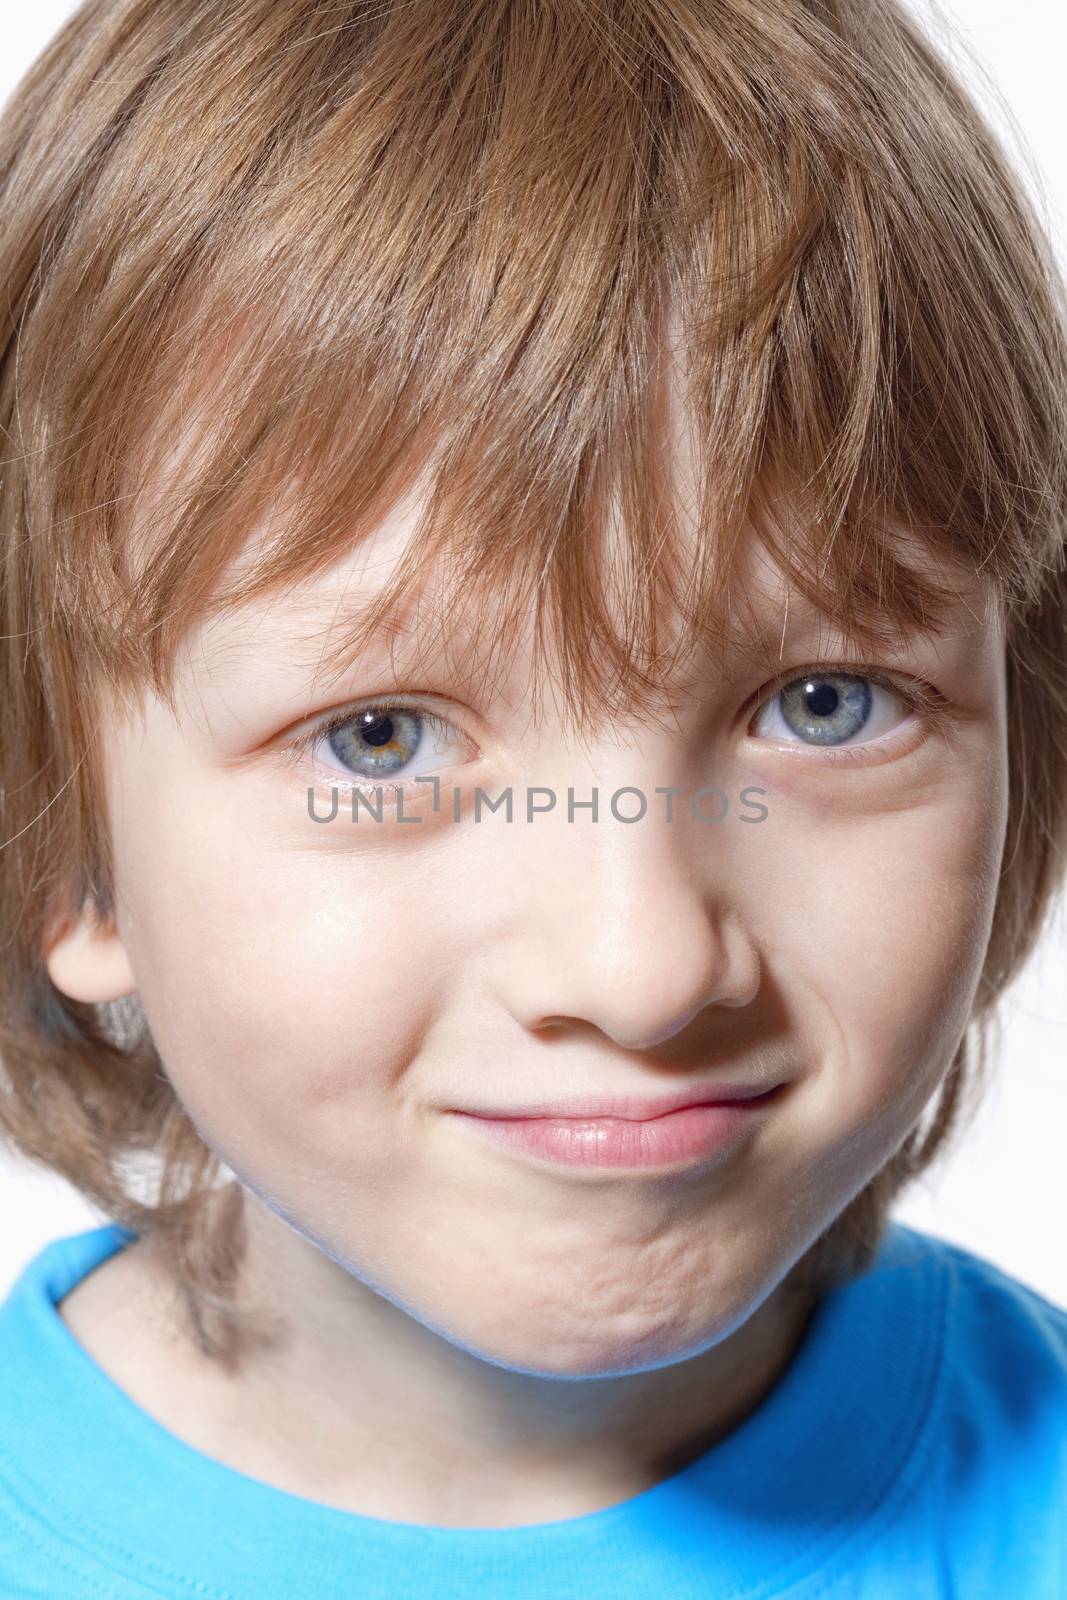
<box><xmin>303</xmin><ymin>764</ymin><xmax>461</xmax><ymax>802</ymax></box>
<box><xmin>744</xmin><ymin>710</ymin><xmax>934</xmax><ymax>767</ymax></box>
<box><xmin>303</xmin><ymin>755</ymin><xmax>492</xmax><ymax>812</ymax></box>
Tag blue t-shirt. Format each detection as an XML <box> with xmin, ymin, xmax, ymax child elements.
<box><xmin>0</xmin><ymin>1217</ymin><xmax>1064</xmax><ymax>1598</ymax></box>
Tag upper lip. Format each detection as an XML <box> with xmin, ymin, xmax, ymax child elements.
<box><xmin>452</xmin><ymin>1082</ymin><xmax>783</xmax><ymax>1121</ymax></box>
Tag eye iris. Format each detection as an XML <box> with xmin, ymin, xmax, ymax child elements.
<box><xmin>327</xmin><ymin>708</ymin><xmax>423</xmax><ymax>776</ymax></box>
<box><xmin>779</xmin><ymin>674</ymin><xmax>873</xmax><ymax>745</ymax></box>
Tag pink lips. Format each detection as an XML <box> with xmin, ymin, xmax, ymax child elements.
<box><xmin>449</xmin><ymin>1084</ymin><xmax>785</xmax><ymax>1170</ymax></box>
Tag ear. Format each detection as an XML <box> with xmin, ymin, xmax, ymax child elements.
<box><xmin>44</xmin><ymin>907</ymin><xmax>137</xmax><ymax>1005</ymax></box>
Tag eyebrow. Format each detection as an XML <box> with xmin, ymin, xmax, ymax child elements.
<box><xmin>190</xmin><ymin>587</ymin><xmax>423</xmax><ymax>690</ymax></box>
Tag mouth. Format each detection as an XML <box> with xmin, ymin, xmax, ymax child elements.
<box><xmin>448</xmin><ymin>1083</ymin><xmax>786</xmax><ymax>1171</ymax></box>
<box><xmin>450</xmin><ymin>1080</ymin><xmax>785</xmax><ymax>1122</ymax></box>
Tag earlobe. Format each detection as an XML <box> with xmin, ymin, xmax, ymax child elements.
<box><xmin>44</xmin><ymin>913</ymin><xmax>137</xmax><ymax>1004</ymax></box>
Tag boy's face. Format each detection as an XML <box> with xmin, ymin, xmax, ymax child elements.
<box><xmin>46</xmin><ymin>401</ymin><xmax>1008</xmax><ymax>1379</ymax></box>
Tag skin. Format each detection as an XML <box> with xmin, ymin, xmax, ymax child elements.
<box><xmin>45</xmin><ymin>358</ymin><xmax>1009</xmax><ymax>1529</ymax></box>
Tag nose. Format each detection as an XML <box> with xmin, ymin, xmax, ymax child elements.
<box><xmin>490</xmin><ymin>769</ymin><xmax>762</xmax><ymax>1053</ymax></box>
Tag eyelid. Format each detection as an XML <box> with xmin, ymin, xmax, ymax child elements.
<box><xmin>279</xmin><ymin>694</ymin><xmax>479</xmax><ymax>800</ymax></box>
<box><xmin>750</xmin><ymin>660</ymin><xmax>946</xmax><ymax>719</ymax></box>
<box><xmin>746</xmin><ymin>660</ymin><xmax>951</xmax><ymax>757</ymax></box>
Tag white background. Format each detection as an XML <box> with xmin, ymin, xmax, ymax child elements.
<box><xmin>1</xmin><ymin>1</ymin><xmax>1065</xmax><ymax>1306</ymax></box>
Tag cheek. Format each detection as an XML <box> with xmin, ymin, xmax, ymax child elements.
<box><xmin>758</xmin><ymin>757</ymin><xmax>1007</xmax><ymax>1159</ymax></box>
<box><xmin>113</xmin><ymin>814</ymin><xmax>454</xmax><ymax>1178</ymax></box>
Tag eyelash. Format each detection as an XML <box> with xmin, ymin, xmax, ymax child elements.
<box><xmin>282</xmin><ymin>698</ymin><xmax>469</xmax><ymax>801</ymax></box>
<box><xmin>282</xmin><ymin>663</ymin><xmax>950</xmax><ymax>797</ymax></box>
<box><xmin>746</xmin><ymin>661</ymin><xmax>951</xmax><ymax>764</ymax></box>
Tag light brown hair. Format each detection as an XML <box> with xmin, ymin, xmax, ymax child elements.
<box><xmin>2</xmin><ymin>0</ymin><xmax>1066</xmax><ymax>1366</ymax></box>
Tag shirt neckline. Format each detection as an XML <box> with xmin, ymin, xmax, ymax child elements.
<box><xmin>0</xmin><ymin>1218</ymin><xmax>946</xmax><ymax>1600</ymax></box>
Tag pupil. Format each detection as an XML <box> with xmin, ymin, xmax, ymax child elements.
<box><xmin>360</xmin><ymin>713</ymin><xmax>395</xmax><ymax>747</ymax></box>
<box><xmin>805</xmin><ymin>682</ymin><xmax>840</xmax><ymax>718</ymax></box>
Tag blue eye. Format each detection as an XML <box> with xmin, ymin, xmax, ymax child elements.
<box><xmin>752</xmin><ymin>670</ymin><xmax>916</xmax><ymax>748</ymax></box>
<box><xmin>327</xmin><ymin>707</ymin><xmax>426</xmax><ymax>778</ymax></box>
<box><xmin>290</xmin><ymin>700</ymin><xmax>473</xmax><ymax>791</ymax></box>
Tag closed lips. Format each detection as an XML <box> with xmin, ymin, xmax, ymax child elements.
<box><xmin>455</xmin><ymin>1083</ymin><xmax>785</xmax><ymax>1121</ymax></box>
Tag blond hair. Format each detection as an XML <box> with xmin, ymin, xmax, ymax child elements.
<box><xmin>2</xmin><ymin>0</ymin><xmax>1066</xmax><ymax>1365</ymax></box>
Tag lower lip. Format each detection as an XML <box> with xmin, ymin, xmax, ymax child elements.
<box><xmin>449</xmin><ymin>1087</ymin><xmax>784</xmax><ymax>1170</ymax></box>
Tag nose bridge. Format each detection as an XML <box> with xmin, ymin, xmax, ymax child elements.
<box><xmin>490</xmin><ymin>741</ymin><xmax>761</xmax><ymax>1051</ymax></box>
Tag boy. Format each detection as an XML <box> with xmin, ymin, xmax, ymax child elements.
<box><xmin>1</xmin><ymin>0</ymin><xmax>1066</xmax><ymax>1594</ymax></box>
